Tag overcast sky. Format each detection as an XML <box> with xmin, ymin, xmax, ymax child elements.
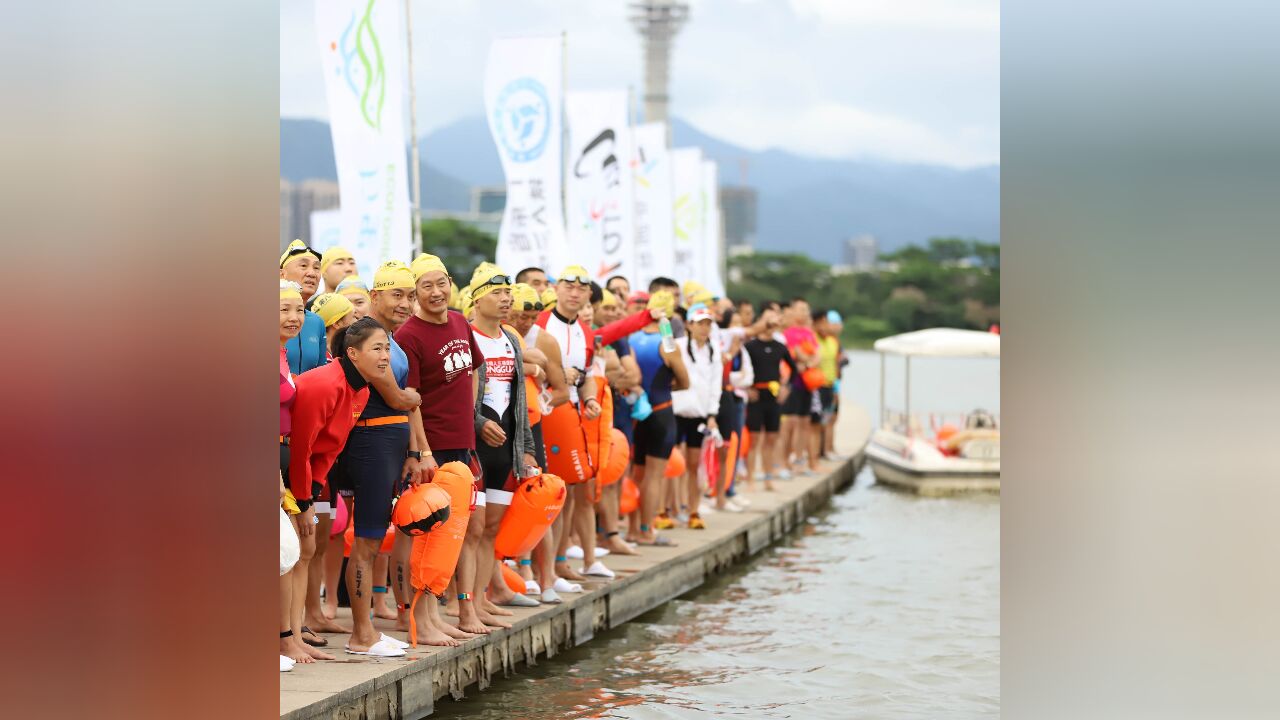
<box><xmin>280</xmin><ymin>0</ymin><xmax>998</xmax><ymax>168</ymax></box>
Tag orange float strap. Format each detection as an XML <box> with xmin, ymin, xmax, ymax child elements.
<box><xmin>407</xmin><ymin>461</ymin><xmax>475</xmax><ymax>648</ymax></box>
<box><xmin>493</xmin><ymin>472</ymin><xmax>567</xmax><ymax>558</ymax></box>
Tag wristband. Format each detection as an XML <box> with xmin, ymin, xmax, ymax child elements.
<box><xmin>407</xmin><ymin>450</ymin><xmax>423</xmax><ymax>460</ymax></box>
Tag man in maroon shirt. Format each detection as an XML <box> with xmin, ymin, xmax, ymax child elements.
<box><xmin>397</xmin><ymin>253</ymin><xmax>508</xmax><ymax>641</ymax></box>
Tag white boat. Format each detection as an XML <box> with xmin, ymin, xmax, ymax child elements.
<box><xmin>866</xmin><ymin>328</ymin><xmax>1000</xmax><ymax>496</ymax></box>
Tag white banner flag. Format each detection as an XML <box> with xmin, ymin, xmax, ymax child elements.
<box><xmin>565</xmin><ymin>91</ymin><xmax>634</xmax><ymax>282</ymax></box>
<box><xmin>700</xmin><ymin>160</ymin><xmax>725</xmax><ymax>297</ymax></box>
<box><xmin>670</xmin><ymin>148</ymin><xmax>704</xmax><ymax>285</ymax></box>
<box><xmin>485</xmin><ymin>36</ymin><xmax>569</xmax><ymax>275</ymax></box>
<box><xmin>315</xmin><ymin>0</ymin><xmax>413</xmax><ymax>276</ymax></box>
<box><xmin>309</xmin><ymin>207</ymin><xmax>344</xmax><ymax>260</ymax></box>
<box><xmin>630</xmin><ymin>122</ymin><xmax>674</xmax><ymax>290</ymax></box>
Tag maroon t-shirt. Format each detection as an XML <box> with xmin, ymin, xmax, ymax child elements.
<box><xmin>396</xmin><ymin>310</ymin><xmax>482</xmax><ymax>451</ymax></box>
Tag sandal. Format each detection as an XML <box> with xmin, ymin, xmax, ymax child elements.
<box><xmin>300</xmin><ymin>626</ymin><xmax>328</xmax><ymax>647</ymax></box>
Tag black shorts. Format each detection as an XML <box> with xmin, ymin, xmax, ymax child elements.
<box><xmin>746</xmin><ymin>392</ymin><xmax>781</xmax><ymax>433</ymax></box>
<box><xmin>781</xmin><ymin>385</ymin><xmax>812</xmax><ymax>416</ymax></box>
<box><xmin>476</xmin><ymin>407</ymin><xmax>517</xmax><ymax>504</ymax></box>
<box><xmin>676</xmin><ymin>415</ymin><xmax>709</xmax><ymax>448</ymax></box>
<box><xmin>813</xmin><ymin>386</ymin><xmax>836</xmax><ymax>425</ymax></box>
<box><xmin>343</xmin><ymin>423</ymin><xmax>410</xmax><ymax>539</ymax></box>
<box><xmin>717</xmin><ymin>392</ymin><xmax>744</xmax><ymax>439</ymax></box>
<box><xmin>633</xmin><ymin>405</ymin><xmax>676</xmax><ymax>460</ymax></box>
<box><xmin>530</xmin><ymin>421</ymin><xmax>547</xmax><ymax>469</ymax></box>
<box><xmin>328</xmin><ymin>447</ymin><xmax>355</xmax><ymax>497</ymax></box>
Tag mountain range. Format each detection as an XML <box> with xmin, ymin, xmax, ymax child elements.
<box><xmin>280</xmin><ymin>117</ymin><xmax>999</xmax><ymax>263</ymax></box>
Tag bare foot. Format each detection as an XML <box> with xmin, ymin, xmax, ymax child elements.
<box><xmin>373</xmin><ymin>603</ymin><xmax>398</xmax><ymax>621</ymax></box>
<box><xmin>457</xmin><ymin>619</ymin><xmax>492</xmax><ymax>635</ymax></box>
<box><xmin>444</xmin><ymin>602</ymin><xmax>459</xmax><ymax>618</ymax></box>
<box><xmin>555</xmin><ymin>562</ymin><xmax>587</xmax><ymax>581</ymax></box>
<box><xmin>414</xmin><ymin>626</ymin><xmax>460</xmax><ymax>647</ymax></box>
<box><xmin>481</xmin><ymin>599</ymin><xmax>514</xmax><ymax>616</ymax></box>
<box><xmin>322</xmin><ymin>601</ymin><xmax>338</xmax><ymax>621</ymax></box>
<box><xmin>282</xmin><ymin>636</ymin><xmax>313</xmax><ymax>664</ymax></box>
<box><xmin>765</xmin><ymin>481</ymin><xmax>776</xmax><ymax>492</ymax></box>
<box><xmin>301</xmin><ymin>641</ymin><xmax>335</xmax><ymax>661</ymax></box>
<box><xmin>437</xmin><ymin>621</ymin><xmax>476</xmax><ymax>640</ymax></box>
<box><xmin>603</xmin><ymin>535</ymin><xmax>639</xmax><ymax>555</ymax></box>
<box><xmin>476</xmin><ymin>609</ymin><xmax>512</xmax><ymax>629</ymax></box>
<box><xmin>306</xmin><ymin>615</ymin><xmax>350</xmax><ymax>634</ymax></box>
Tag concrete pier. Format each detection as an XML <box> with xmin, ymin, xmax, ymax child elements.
<box><xmin>282</xmin><ymin>408</ymin><xmax>871</xmax><ymax>719</ymax></box>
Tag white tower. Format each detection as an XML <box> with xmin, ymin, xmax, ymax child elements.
<box><xmin>629</xmin><ymin>1</ymin><xmax>690</xmax><ymax>141</ymax></box>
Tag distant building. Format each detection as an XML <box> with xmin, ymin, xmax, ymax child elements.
<box><xmin>719</xmin><ymin>186</ymin><xmax>758</xmax><ymax>251</ymax></box>
<box><xmin>844</xmin><ymin>234</ymin><xmax>879</xmax><ymax>270</ymax></box>
<box><xmin>280</xmin><ymin>179</ymin><xmax>340</xmax><ymax>250</ymax></box>
<box><xmin>472</xmin><ymin>186</ymin><xmax>507</xmax><ymax>216</ymax></box>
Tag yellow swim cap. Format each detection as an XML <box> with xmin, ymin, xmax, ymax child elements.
<box><xmin>311</xmin><ymin>292</ymin><xmax>354</xmax><ymax>328</ymax></box>
<box><xmin>688</xmin><ymin>290</ymin><xmax>714</xmax><ymax>308</ymax></box>
<box><xmin>512</xmin><ymin>283</ymin><xmax>542</xmax><ymax>311</ymax></box>
<box><xmin>280</xmin><ymin>279</ymin><xmax>303</xmax><ymax>301</ymax></box>
<box><xmin>410</xmin><ymin>253</ymin><xmax>448</xmax><ymax>282</ymax></box>
<box><xmin>599</xmin><ymin>288</ymin><xmax>619</xmax><ymax>307</ymax></box>
<box><xmin>457</xmin><ymin>285</ymin><xmax>475</xmax><ymax>319</ymax></box>
<box><xmin>320</xmin><ymin>246</ymin><xmax>354</xmax><ymax>274</ymax></box>
<box><xmin>682</xmin><ymin>280</ymin><xmax>707</xmax><ymax>302</ymax></box>
<box><xmin>469</xmin><ymin>263</ymin><xmax>511</xmax><ymax>304</ymax></box>
<box><xmin>648</xmin><ymin>289</ymin><xmax>676</xmax><ymax>317</ymax></box>
<box><xmin>279</xmin><ymin>239</ymin><xmax>321</xmax><ymax>269</ymax></box>
<box><xmin>540</xmin><ymin>287</ymin><xmax>558</xmax><ymax>310</ymax></box>
<box><xmin>373</xmin><ymin>261</ymin><xmax>415</xmax><ymax>291</ymax></box>
<box><xmin>448</xmin><ymin>281</ymin><xmax>461</xmax><ymax>309</ymax></box>
<box><xmin>335</xmin><ymin>275</ymin><xmax>370</xmax><ymax>299</ymax></box>
<box><xmin>557</xmin><ymin>265</ymin><xmax>592</xmax><ymax>285</ymax></box>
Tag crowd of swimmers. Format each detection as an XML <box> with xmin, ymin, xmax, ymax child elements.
<box><xmin>278</xmin><ymin>240</ymin><xmax>849</xmax><ymax>670</ymax></box>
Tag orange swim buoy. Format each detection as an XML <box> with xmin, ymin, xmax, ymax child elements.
<box><xmin>720</xmin><ymin>431</ymin><xmax>740</xmax><ymax>494</ymax></box>
<box><xmin>493</xmin><ymin>472</ymin><xmax>567</xmax><ymax>558</ymax></box>
<box><xmin>408</xmin><ymin>461</ymin><xmax>475</xmax><ymax>647</ymax></box>
<box><xmin>392</xmin><ymin>483</ymin><xmax>452</xmax><ymax>536</ymax></box>
<box><xmin>344</xmin><ymin>521</ymin><xmax>399</xmax><ymax>556</ymax></box>
<box><xmin>739</xmin><ymin>427</ymin><xmax>751</xmax><ymax>458</ymax></box>
<box><xmin>664</xmin><ymin>447</ymin><xmax>686</xmax><ymax>478</ymax></box>
<box><xmin>598</xmin><ymin>427</ymin><xmax>630</xmax><ymax>487</ymax></box>
<box><xmin>500</xmin><ymin>563</ymin><xmax>526</xmax><ymax>595</ymax></box>
<box><xmin>619</xmin><ymin>475</ymin><xmax>640</xmax><ymax>516</ymax></box>
<box><xmin>542</xmin><ymin>401</ymin><xmax>595</xmax><ymax>484</ymax></box>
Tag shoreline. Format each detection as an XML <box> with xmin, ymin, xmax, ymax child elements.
<box><xmin>282</xmin><ymin>410</ymin><xmax>871</xmax><ymax>720</ymax></box>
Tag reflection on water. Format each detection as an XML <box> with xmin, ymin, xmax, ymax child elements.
<box><xmin>430</xmin><ymin>469</ymin><xmax>1000</xmax><ymax>720</ymax></box>
<box><xmin>432</xmin><ymin>352</ymin><xmax>1000</xmax><ymax>719</ymax></box>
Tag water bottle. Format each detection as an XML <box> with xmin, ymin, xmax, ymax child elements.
<box><xmin>659</xmin><ymin>318</ymin><xmax>675</xmax><ymax>353</ymax></box>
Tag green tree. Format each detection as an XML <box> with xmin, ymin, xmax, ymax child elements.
<box><xmin>419</xmin><ymin>218</ymin><xmax>497</xmax><ymax>281</ymax></box>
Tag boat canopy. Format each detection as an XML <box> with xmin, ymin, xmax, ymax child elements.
<box><xmin>873</xmin><ymin>328</ymin><xmax>1000</xmax><ymax>358</ymax></box>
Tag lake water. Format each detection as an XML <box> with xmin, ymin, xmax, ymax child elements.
<box><xmin>431</xmin><ymin>350</ymin><xmax>1001</xmax><ymax>719</ymax></box>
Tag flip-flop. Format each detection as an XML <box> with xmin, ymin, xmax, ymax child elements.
<box><xmin>552</xmin><ymin>577</ymin><xmax>583</xmax><ymax>593</ymax></box>
<box><xmin>345</xmin><ymin>639</ymin><xmax>406</xmax><ymax>658</ymax></box>
<box><xmin>300</xmin><ymin>626</ymin><xmax>328</xmax><ymax>647</ymax></box>
<box><xmin>499</xmin><ymin>593</ymin><xmax>541</xmax><ymax>608</ymax></box>
<box><xmin>540</xmin><ymin>588</ymin><xmax>563</xmax><ymax>604</ymax></box>
<box><xmin>379</xmin><ymin>633</ymin><xmax>411</xmax><ymax>650</ymax></box>
<box><xmin>525</xmin><ymin>580</ymin><xmax>542</xmax><ymax>595</ymax></box>
<box><xmin>280</xmin><ymin>655</ymin><xmax>295</xmax><ymax>672</ymax></box>
<box><xmin>582</xmin><ymin>561</ymin><xmax>615</xmax><ymax>578</ymax></box>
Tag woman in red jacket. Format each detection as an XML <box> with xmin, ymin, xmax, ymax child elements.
<box><xmin>286</xmin><ymin>317</ymin><xmax>390</xmax><ymax>660</ymax></box>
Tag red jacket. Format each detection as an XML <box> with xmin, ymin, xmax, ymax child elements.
<box><xmin>288</xmin><ymin>358</ymin><xmax>369</xmax><ymax>501</ymax></box>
